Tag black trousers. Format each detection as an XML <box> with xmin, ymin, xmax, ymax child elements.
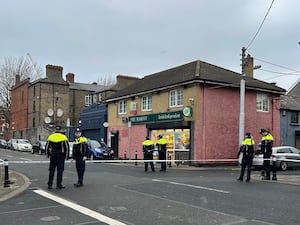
<box><xmin>48</xmin><ymin>154</ymin><xmax>65</xmax><ymax>187</ymax></box>
<box><xmin>263</xmin><ymin>154</ymin><xmax>271</xmax><ymax>178</ymax></box>
<box><xmin>159</xmin><ymin>150</ymin><xmax>167</xmax><ymax>171</ymax></box>
<box><xmin>75</xmin><ymin>157</ymin><xmax>85</xmax><ymax>184</ymax></box>
<box><xmin>239</xmin><ymin>154</ymin><xmax>253</xmax><ymax>181</ymax></box>
<box><xmin>144</xmin><ymin>153</ymin><xmax>155</xmax><ymax>171</ymax></box>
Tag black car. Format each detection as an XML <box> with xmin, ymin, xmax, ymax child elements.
<box><xmin>32</xmin><ymin>141</ymin><xmax>47</xmax><ymax>155</ymax></box>
<box><xmin>0</xmin><ymin>139</ymin><xmax>9</xmax><ymax>149</ymax></box>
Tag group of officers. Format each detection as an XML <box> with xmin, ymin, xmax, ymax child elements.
<box><xmin>142</xmin><ymin>135</ymin><xmax>168</xmax><ymax>172</ymax></box>
<box><xmin>45</xmin><ymin>126</ymin><xmax>88</xmax><ymax>189</ymax></box>
<box><xmin>46</xmin><ymin>126</ymin><xmax>273</xmax><ymax>187</ymax></box>
<box><xmin>237</xmin><ymin>128</ymin><xmax>274</xmax><ymax>182</ymax></box>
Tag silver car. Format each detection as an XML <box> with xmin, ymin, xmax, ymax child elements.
<box><xmin>253</xmin><ymin>146</ymin><xmax>300</xmax><ymax>171</ymax></box>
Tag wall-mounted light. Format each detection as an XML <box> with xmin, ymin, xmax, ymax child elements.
<box><xmin>282</xmin><ymin>110</ymin><xmax>286</xmax><ymax>117</ymax></box>
<box><xmin>189</xmin><ymin>98</ymin><xmax>194</xmax><ymax>105</ymax></box>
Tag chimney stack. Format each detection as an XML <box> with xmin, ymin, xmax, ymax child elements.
<box><xmin>46</xmin><ymin>65</ymin><xmax>64</xmax><ymax>82</ymax></box>
<box><xmin>66</xmin><ymin>73</ymin><xmax>75</xmax><ymax>83</ymax></box>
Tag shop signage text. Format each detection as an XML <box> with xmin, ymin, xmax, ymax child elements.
<box><xmin>129</xmin><ymin>111</ymin><xmax>183</xmax><ymax>124</ymax></box>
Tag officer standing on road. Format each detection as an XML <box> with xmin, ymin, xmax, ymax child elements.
<box><xmin>157</xmin><ymin>134</ymin><xmax>167</xmax><ymax>172</ymax></box>
<box><xmin>142</xmin><ymin>136</ymin><xmax>155</xmax><ymax>172</ymax></box>
<box><xmin>260</xmin><ymin>128</ymin><xmax>274</xmax><ymax>180</ymax></box>
<box><xmin>46</xmin><ymin>125</ymin><xmax>69</xmax><ymax>189</ymax></box>
<box><xmin>72</xmin><ymin>128</ymin><xmax>88</xmax><ymax>187</ymax></box>
<box><xmin>237</xmin><ymin>132</ymin><xmax>255</xmax><ymax>182</ymax></box>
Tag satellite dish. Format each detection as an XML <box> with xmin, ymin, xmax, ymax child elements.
<box><xmin>47</xmin><ymin>108</ymin><xmax>54</xmax><ymax>116</ymax></box>
<box><xmin>57</xmin><ymin>108</ymin><xmax>64</xmax><ymax>117</ymax></box>
<box><xmin>44</xmin><ymin>117</ymin><xmax>51</xmax><ymax>124</ymax></box>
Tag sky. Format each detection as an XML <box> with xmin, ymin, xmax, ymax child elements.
<box><xmin>1</xmin><ymin>0</ymin><xmax>300</xmax><ymax>90</ymax></box>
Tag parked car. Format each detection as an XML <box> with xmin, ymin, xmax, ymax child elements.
<box><xmin>7</xmin><ymin>139</ymin><xmax>17</xmax><ymax>150</ymax></box>
<box><xmin>13</xmin><ymin>139</ymin><xmax>33</xmax><ymax>152</ymax></box>
<box><xmin>86</xmin><ymin>139</ymin><xmax>114</xmax><ymax>160</ymax></box>
<box><xmin>32</xmin><ymin>140</ymin><xmax>47</xmax><ymax>155</ymax></box>
<box><xmin>253</xmin><ymin>146</ymin><xmax>300</xmax><ymax>171</ymax></box>
<box><xmin>0</xmin><ymin>139</ymin><xmax>9</xmax><ymax>149</ymax></box>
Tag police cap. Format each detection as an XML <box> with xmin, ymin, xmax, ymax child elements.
<box><xmin>75</xmin><ymin>127</ymin><xmax>82</xmax><ymax>133</ymax></box>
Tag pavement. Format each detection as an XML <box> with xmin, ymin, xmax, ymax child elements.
<box><xmin>0</xmin><ymin>166</ymin><xmax>300</xmax><ymax>202</ymax></box>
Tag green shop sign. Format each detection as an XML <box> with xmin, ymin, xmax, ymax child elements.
<box><xmin>129</xmin><ymin>111</ymin><xmax>183</xmax><ymax>124</ymax></box>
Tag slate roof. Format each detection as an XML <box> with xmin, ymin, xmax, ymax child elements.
<box><xmin>287</xmin><ymin>79</ymin><xmax>300</xmax><ymax>97</ymax></box>
<box><xmin>281</xmin><ymin>95</ymin><xmax>300</xmax><ymax>111</ymax></box>
<box><xmin>69</xmin><ymin>82</ymin><xmax>108</xmax><ymax>92</ymax></box>
<box><xmin>106</xmin><ymin>60</ymin><xmax>286</xmax><ymax>102</ymax></box>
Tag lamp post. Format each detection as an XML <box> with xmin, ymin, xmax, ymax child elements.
<box><xmin>239</xmin><ymin>47</ymin><xmax>246</xmax><ymax>145</ymax></box>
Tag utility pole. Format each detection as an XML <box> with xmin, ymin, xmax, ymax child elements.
<box><xmin>239</xmin><ymin>47</ymin><xmax>246</xmax><ymax>145</ymax></box>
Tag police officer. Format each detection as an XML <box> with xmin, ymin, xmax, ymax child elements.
<box><xmin>142</xmin><ymin>136</ymin><xmax>155</xmax><ymax>172</ymax></box>
<box><xmin>72</xmin><ymin>128</ymin><xmax>88</xmax><ymax>187</ymax></box>
<box><xmin>237</xmin><ymin>132</ymin><xmax>255</xmax><ymax>182</ymax></box>
<box><xmin>260</xmin><ymin>128</ymin><xmax>274</xmax><ymax>180</ymax></box>
<box><xmin>157</xmin><ymin>134</ymin><xmax>167</xmax><ymax>172</ymax></box>
<box><xmin>46</xmin><ymin>125</ymin><xmax>69</xmax><ymax>189</ymax></box>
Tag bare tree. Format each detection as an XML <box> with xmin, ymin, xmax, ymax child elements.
<box><xmin>96</xmin><ymin>74</ymin><xmax>116</xmax><ymax>86</ymax></box>
<box><xmin>0</xmin><ymin>54</ymin><xmax>43</xmax><ymax>108</ymax></box>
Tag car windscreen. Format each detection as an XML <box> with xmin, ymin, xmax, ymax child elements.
<box><xmin>89</xmin><ymin>140</ymin><xmax>101</xmax><ymax>148</ymax></box>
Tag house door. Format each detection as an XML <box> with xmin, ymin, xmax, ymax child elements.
<box><xmin>295</xmin><ymin>130</ymin><xmax>300</xmax><ymax>149</ymax></box>
<box><xmin>110</xmin><ymin>130</ymin><xmax>119</xmax><ymax>159</ymax></box>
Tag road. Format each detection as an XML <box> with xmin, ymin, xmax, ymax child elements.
<box><xmin>0</xmin><ymin>149</ymin><xmax>299</xmax><ymax>225</ymax></box>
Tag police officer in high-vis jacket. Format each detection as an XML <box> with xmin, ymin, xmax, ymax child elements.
<box><xmin>237</xmin><ymin>132</ymin><xmax>255</xmax><ymax>182</ymax></box>
<box><xmin>157</xmin><ymin>134</ymin><xmax>167</xmax><ymax>172</ymax></box>
<box><xmin>260</xmin><ymin>128</ymin><xmax>274</xmax><ymax>180</ymax></box>
<box><xmin>142</xmin><ymin>136</ymin><xmax>155</xmax><ymax>172</ymax></box>
<box><xmin>46</xmin><ymin>125</ymin><xmax>69</xmax><ymax>189</ymax></box>
<box><xmin>72</xmin><ymin>128</ymin><xmax>88</xmax><ymax>187</ymax></box>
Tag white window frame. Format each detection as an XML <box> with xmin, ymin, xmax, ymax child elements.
<box><xmin>118</xmin><ymin>100</ymin><xmax>127</xmax><ymax>114</ymax></box>
<box><xmin>141</xmin><ymin>95</ymin><xmax>152</xmax><ymax>111</ymax></box>
<box><xmin>256</xmin><ymin>93</ymin><xmax>270</xmax><ymax>112</ymax></box>
<box><xmin>169</xmin><ymin>88</ymin><xmax>183</xmax><ymax>108</ymax></box>
<box><xmin>85</xmin><ymin>95</ymin><xmax>92</xmax><ymax>106</ymax></box>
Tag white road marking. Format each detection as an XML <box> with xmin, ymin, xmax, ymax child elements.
<box><xmin>34</xmin><ymin>189</ymin><xmax>127</xmax><ymax>225</ymax></box>
<box><xmin>152</xmin><ymin>179</ymin><xmax>231</xmax><ymax>194</ymax></box>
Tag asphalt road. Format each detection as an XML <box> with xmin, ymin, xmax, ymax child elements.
<box><xmin>0</xmin><ymin>149</ymin><xmax>299</xmax><ymax>225</ymax></box>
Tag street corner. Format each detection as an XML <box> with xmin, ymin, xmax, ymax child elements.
<box><xmin>0</xmin><ymin>171</ymin><xmax>31</xmax><ymax>202</ymax></box>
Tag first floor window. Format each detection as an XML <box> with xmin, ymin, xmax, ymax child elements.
<box><xmin>85</xmin><ymin>95</ymin><xmax>92</xmax><ymax>106</ymax></box>
<box><xmin>141</xmin><ymin>95</ymin><xmax>152</xmax><ymax>111</ymax></box>
<box><xmin>291</xmin><ymin>111</ymin><xmax>298</xmax><ymax>124</ymax></box>
<box><xmin>169</xmin><ymin>88</ymin><xmax>183</xmax><ymax>107</ymax></box>
<box><xmin>256</xmin><ymin>93</ymin><xmax>269</xmax><ymax>112</ymax></box>
<box><xmin>118</xmin><ymin>100</ymin><xmax>127</xmax><ymax>114</ymax></box>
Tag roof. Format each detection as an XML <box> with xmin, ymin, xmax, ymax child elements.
<box><xmin>106</xmin><ymin>60</ymin><xmax>286</xmax><ymax>101</ymax></box>
<box><xmin>69</xmin><ymin>82</ymin><xmax>108</xmax><ymax>92</ymax></box>
<box><xmin>280</xmin><ymin>95</ymin><xmax>300</xmax><ymax>111</ymax></box>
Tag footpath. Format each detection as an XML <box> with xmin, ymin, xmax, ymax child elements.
<box><xmin>0</xmin><ymin>166</ymin><xmax>299</xmax><ymax>202</ymax></box>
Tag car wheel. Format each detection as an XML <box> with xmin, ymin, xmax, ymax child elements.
<box><xmin>280</xmin><ymin>161</ymin><xmax>288</xmax><ymax>171</ymax></box>
<box><xmin>90</xmin><ymin>154</ymin><xmax>95</xmax><ymax>160</ymax></box>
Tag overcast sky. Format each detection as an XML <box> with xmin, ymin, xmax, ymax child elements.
<box><xmin>1</xmin><ymin>0</ymin><xmax>299</xmax><ymax>90</ymax></box>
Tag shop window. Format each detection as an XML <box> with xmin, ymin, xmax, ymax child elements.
<box><xmin>141</xmin><ymin>95</ymin><xmax>152</xmax><ymax>111</ymax></box>
<box><xmin>169</xmin><ymin>89</ymin><xmax>183</xmax><ymax>108</ymax></box>
<box><xmin>118</xmin><ymin>100</ymin><xmax>127</xmax><ymax>114</ymax></box>
<box><xmin>256</xmin><ymin>93</ymin><xmax>269</xmax><ymax>112</ymax></box>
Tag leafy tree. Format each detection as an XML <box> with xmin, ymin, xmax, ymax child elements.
<box><xmin>0</xmin><ymin>54</ymin><xmax>43</xmax><ymax>108</ymax></box>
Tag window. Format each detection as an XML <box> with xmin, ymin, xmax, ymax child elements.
<box><xmin>33</xmin><ymin>100</ymin><xmax>36</xmax><ymax>112</ymax></box>
<box><xmin>291</xmin><ymin>111</ymin><xmax>298</xmax><ymax>124</ymax></box>
<box><xmin>93</xmin><ymin>94</ymin><xmax>97</xmax><ymax>104</ymax></box>
<box><xmin>141</xmin><ymin>95</ymin><xmax>152</xmax><ymax>111</ymax></box>
<box><xmin>169</xmin><ymin>89</ymin><xmax>183</xmax><ymax>107</ymax></box>
<box><xmin>118</xmin><ymin>100</ymin><xmax>127</xmax><ymax>114</ymax></box>
<box><xmin>256</xmin><ymin>93</ymin><xmax>269</xmax><ymax>112</ymax></box>
<box><xmin>85</xmin><ymin>95</ymin><xmax>92</xmax><ymax>106</ymax></box>
<box><xmin>33</xmin><ymin>117</ymin><xmax>35</xmax><ymax>128</ymax></box>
